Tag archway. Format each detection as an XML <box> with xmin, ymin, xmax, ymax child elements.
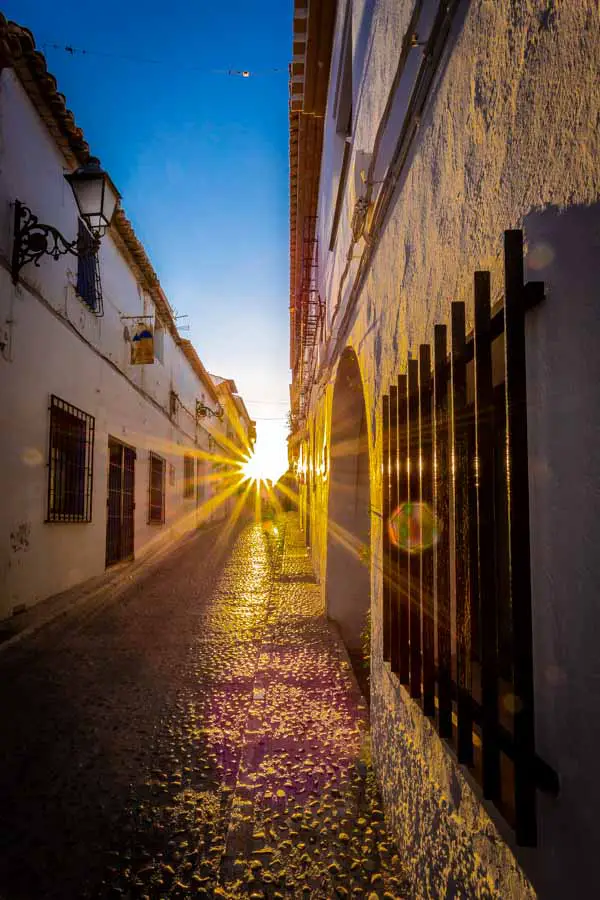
<box><xmin>326</xmin><ymin>348</ymin><xmax>371</xmax><ymax>659</ymax></box>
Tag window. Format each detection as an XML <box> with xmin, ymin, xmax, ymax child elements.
<box><xmin>76</xmin><ymin>220</ymin><xmax>103</xmax><ymax>315</ymax></box>
<box><xmin>184</xmin><ymin>455</ymin><xmax>195</xmax><ymax>498</ymax></box>
<box><xmin>47</xmin><ymin>395</ymin><xmax>95</xmax><ymax>522</ymax></box>
<box><xmin>148</xmin><ymin>452</ymin><xmax>165</xmax><ymax>523</ymax></box>
<box><xmin>380</xmin><ymin>231</ymin><xmax>557</xmax><ymax>845</ymax></box>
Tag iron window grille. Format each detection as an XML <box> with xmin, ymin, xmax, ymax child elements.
<box><xmin>148</xmin><ymin>452</ymin><xmax>166</xmax><ymax>523</ymax></box>
<box><xmin>380</xmin><ymin>230</ymin><xmax>558</xmax><ymax>847</ymax></box>
<box><xmin>76</xmin><ymin>220</ymin><xmax>103</xmax><ymax>316</ymax></box>
<box><xmin>184</xmin><ymin>455</ymin><xmax>195</xmax><ymax>498</ymax></box>
<box><xmin>47</xmin><ymin>395</ymin><xmax>95</xmax><ymax>522</ymax></box>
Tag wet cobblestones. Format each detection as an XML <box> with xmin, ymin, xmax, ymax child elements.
<box><xmin>0</xmin><ymin>516</ymin><xmax>409</xmax><ymax>899</ymax></box>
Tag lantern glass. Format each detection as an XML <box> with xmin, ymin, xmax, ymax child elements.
<box><xmin>65</xmin><ymin>157</ymin><xmax>120</xmax><ymax>233</ymax></box>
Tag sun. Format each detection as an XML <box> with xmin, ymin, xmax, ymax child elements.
<box><xmin>240</xmin><ymin>421</ymin><xmax>289</xmax><ymax>484</ymax></box>
<box><xmin>241</xmin><ymin>442</ymin><xmax>287</xmax><ymax>484</ymax></box>
<box><xmin>242</xmin><ymin>456</ymin><xmax>272</xmax><ymax>481</ymax></box>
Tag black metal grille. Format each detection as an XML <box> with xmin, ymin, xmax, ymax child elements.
<box><xmin>76</xmin><ymin>220</ymin><xmax>103</xmax><ymax>315</ymax></box>
<box><xmin>148</xmin><ymin>452</ymin><xmax>165</xmax><ymax>523</ymax></box>
<box><xmin>184</xmin><ymin>455</ymin><xmax>195</xmax><ymax>498</ymax></box>
<box><xmin>47</xmin><ymin>395</ymin><xmax>95</xmax><ymax>522</ymax></box>
<box><xmin>106</xmin><ymin>439</ymin><xmax>135</xmax><ymax>566</ymax></box>
<box><xmin>381</xmin><ymin>230</ymin><xmax>558</xmax><ymax>846</ymax></box>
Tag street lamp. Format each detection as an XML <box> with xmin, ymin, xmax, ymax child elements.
<box><xmin>196</xmin><ymin>401</ymin><xmax>224</xmax><ymax>421</ymax></box>
<box><xmin>11</xmin><ymin>156</ymin><xmax>120</xmax><ymax>284</ymax></box>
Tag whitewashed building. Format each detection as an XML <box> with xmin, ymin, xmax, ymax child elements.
<box><xmin>289</xmin><ymin>1</ymin><xmax>600</xmax><ymax>898</ymax></box>
<box><xmin>0</xmin><ymin>18</ymin><xmax>250</xmax><ymax>620</ymax></box>
<box><xmin>211</xmin><ymin>375</ymin><xmax>257</xmax><ymax>456</ymax></box>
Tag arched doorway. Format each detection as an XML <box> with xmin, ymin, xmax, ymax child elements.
<box><xmin>326</xmin><ymin>348</ymin><xmax>371</xmax><ymax>657</ymax></box>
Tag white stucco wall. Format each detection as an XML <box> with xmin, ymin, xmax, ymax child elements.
<box><xmin>302</xmin><ymin>1</ymin><xmax>600</xmax><ymax>897</ymax></box>
<box><xmin>0</xmin><ymin>69</ymin><xmax>233</xmax><ymax>618</ymax></box>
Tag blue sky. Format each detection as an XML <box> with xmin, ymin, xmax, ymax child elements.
<box><xmin>6</xmin><ymin>0</ymin><xmax>292</xmax><ymax>474</ymax></box>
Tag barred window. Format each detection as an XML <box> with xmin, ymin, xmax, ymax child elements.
<box><xmin>76</xmin><ymin>220</ymin><xmax>103</xmax><ymax>315</ymax></box>
<box><xmin>380</xmin><ymin>230</ymin><xmax>558</xmax><ymax>846</ymax></box>
<box><xmin>149</xmin><ymin>452</ymin><xmax>165</xmax><ymax>523</ymax></box>
<box><xmin>47</xmin><ymin>395</ymin><xmax>95</xmax><ymax>522</ymax></box>
<box><xmin>184</xmin><ymin>455</ymin><xmax>195</xmax><ymax>498</ymax></box>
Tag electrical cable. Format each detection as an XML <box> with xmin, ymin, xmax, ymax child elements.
<box><xmin>39</xmin><ymin>40</ymin><xmax>287</xmax><ymax>77</ymax></box>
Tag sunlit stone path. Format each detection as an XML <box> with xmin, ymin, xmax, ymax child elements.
<box><xmin>0</xmin><ymin>516</ymin><xmax>409</xmax><ymax>899</ymax></box>
<box><xmin>217</xmin><ymin>518</ymin><xmax>409</xmax><ymax>900</ymax></box>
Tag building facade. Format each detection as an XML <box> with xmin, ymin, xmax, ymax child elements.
<box><xmin>289</xmin><ymin>1</ymin><xmax>600</xmax><ymax>897</ymax></box>
<box><xmin>0</xmin><ymin>19</ymin><xmax>251</xmax><ymax>621</ymax></box>
<box><xmin>211</xmin><ymin>375</ymin><xmax>257</xmax><ymax>458</ymax></box>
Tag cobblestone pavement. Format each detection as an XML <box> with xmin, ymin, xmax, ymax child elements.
<box><xmin>0</xmin><ymin>515</ymin><xmax>409</xmax><ymax>900</ymax></box>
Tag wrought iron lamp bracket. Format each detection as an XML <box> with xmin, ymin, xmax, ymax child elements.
<box><xmin>11</xmin><ymin>200</ymin><xmax>100</xmax><ymax>284</ymax></box>
<box><xmin>195</xmin><ymin>400</ymin><xmax>224</xmax><ymax>422</ymax></box>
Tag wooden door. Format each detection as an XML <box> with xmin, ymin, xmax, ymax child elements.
<box><xmin>106</xmin><ymin>439</ymin><xmax>135</xmax><ymax>566</ymax></box>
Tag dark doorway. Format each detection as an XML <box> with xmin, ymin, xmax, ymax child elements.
<box><xmin>106</xmin><ymin>439</ymin><xmax>135</xmax><ymax>567</ymax></box>
<box><xmin>326</xmin><ymin>348</ymin><xmax>371</xmax><ymax>657</ymax></box>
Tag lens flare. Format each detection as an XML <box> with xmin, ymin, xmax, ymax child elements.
<box><xmin>241</xmin><ymin>444</ymin><xmax>287</xmax><ymax>484</ymax></box>
<box><xmin>242</xmin><ymin>454</ymin><xmax>272</xmax><ymax>482</ymax></box>
<box><xmin>388</xmin><ymin>502</ymin><xmax>440</xmax><ymax>554</ymax></box>
<box><xmin>22</xmin><ymin>447</ymin><xmax>44</xmax><ymax>467</ymax></box>
<box><xmin>528</xmin><ymin>241</ymin><xmax>554</xmax><ymax>271</ymax></box>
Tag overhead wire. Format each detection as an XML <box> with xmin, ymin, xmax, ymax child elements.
<box><xmin>36</xmin><ymin>37</ymin><xmax>290</xmax><ymax>422</ymax></box>
<box><xmin>39</xmin><ymin>40</ymin><xmax>287</xmax><ymax>77</ymax></box>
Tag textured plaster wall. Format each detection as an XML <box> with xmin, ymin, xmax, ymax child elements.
<box><xmin>372</xmin><ymin>668</ymin><xmax>537</xmax><ymax>900</ymax></box>
<box><xmin>302</xmin><ymin>1</ymin><xmax>600</xmax><ymax>897</ymax></box>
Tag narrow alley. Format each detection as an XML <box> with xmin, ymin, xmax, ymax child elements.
<box><xmin>1</xmin><ymin>3</ymin><xmax>599</xmax><ymax>897</ymax></box>
<box><xmin>0</xmin><ymin>516</ymin><xmax>409</xmax><ymax>900</ymax></box>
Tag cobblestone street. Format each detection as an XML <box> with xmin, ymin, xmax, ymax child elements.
<box><xmin>0</xmin><ymin>516</ymin><xmax>409</xmax><ymax>900</ymax></box>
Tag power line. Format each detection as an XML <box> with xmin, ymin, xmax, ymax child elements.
<box><xmin>40</xmin><ymin>40</ymin><xmax>287</xmax><ymax>77</ymax></box>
